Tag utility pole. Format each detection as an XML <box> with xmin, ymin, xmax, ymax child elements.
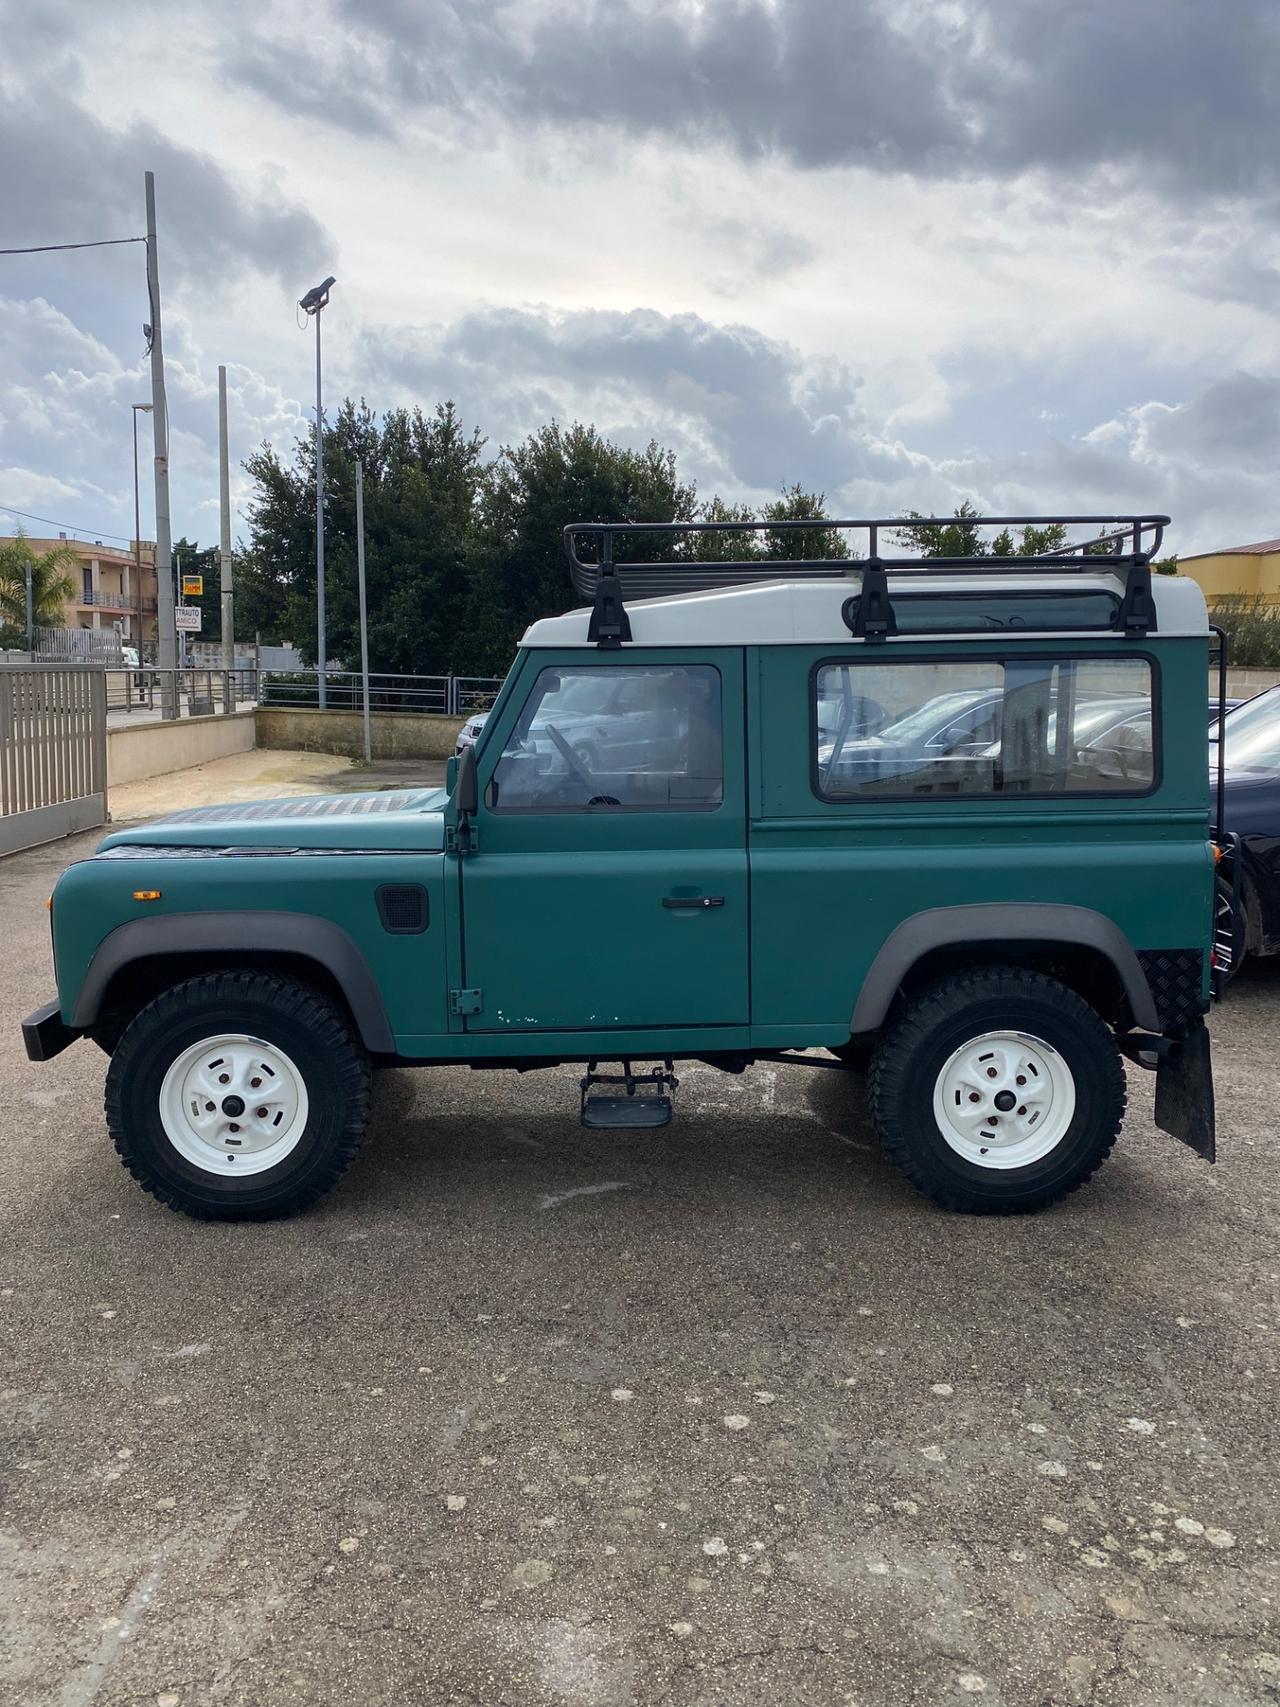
<box><xmin>145</xmin><ymin>170</ymin><xmax>178</xmax><ymax>719</ymax></box>
<box><xmin>299</xmin><ymin>277</ymin><xmax>335</xmax><ymax>708</ymax></box>
<box><xmin>355</xmin><ymin>459</ymin><xmax>372</xmax><ymax>764</ymax></box>
<box><xmin>218</xmin><ymin>364</ymin><xmax>234</xmax><ymax>712</ymax></box>
<box><xmin>24</xmin><ymin>559</ymin><xmax>33</xmax><ymax>656</ymax></box>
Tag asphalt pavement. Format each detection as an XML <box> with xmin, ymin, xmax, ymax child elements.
<box><xmin>2</xmin><ymin>827</ymin><xmax>1279</xmax><ymax>1706</ymax></box>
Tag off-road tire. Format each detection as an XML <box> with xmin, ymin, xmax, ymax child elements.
<box><xmin>105</xmin><ymin>972</ymin><xmax>371</xmax><ymax>1221</ymax></box>
<box><xmin>868</xmin><ymin>967</ymin><xmax>1125</xmax><ymax>1214</ymax></box>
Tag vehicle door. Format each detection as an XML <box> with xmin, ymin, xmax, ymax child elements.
<box><xmin>458</xmin><ymin>650</ymin><xmax>749</xmax><ymax>1034</ymax></box>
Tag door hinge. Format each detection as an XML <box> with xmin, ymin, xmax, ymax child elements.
<box><xmin>450</xmin><ymin>988</ymin><xmax>483</xmax><ymax>1017</ymax></box>
<box><xmin>445</xmin><ymin>822</ymin><xmax>477</xmax><ymax>853</ymax></box>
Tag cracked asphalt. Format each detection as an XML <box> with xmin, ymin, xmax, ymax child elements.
<box><xmin>3</xmin><ymin>826</ymin><xmax>1280</xmax><ymax>1706</ymax></box>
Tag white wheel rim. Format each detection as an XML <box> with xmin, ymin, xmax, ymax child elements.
<box><xmin>158</xmin><ymin>1033</ymin><xmax>310</xmax><ymax>1178</ymax></box>
<box><xmin>931</xmin><ymin>1030</ymin><xmax>1076</xmax><ymax>1170</ymax></box>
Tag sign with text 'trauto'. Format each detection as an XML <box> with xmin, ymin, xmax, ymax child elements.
<box><xmin>174</xmin><ymin>605</ymin><xmax>202</xmax><ymax>633</ymax></box>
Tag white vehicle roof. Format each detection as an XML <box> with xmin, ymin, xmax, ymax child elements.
<box><xmin>520</xmin><ymin>572</ymin><xmax>1208</xmax><ymax>648</ymax></box>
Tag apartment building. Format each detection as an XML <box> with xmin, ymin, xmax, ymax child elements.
<box><xmin>27</xmin><ymin>535</ymin><xmax>159</xmax><ymax>647</ymax></box>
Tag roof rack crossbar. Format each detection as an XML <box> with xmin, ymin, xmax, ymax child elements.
<box><xmin>565</xmin><ymin>514</ymin><xmax>1170</xmax><ymax>645</ymax></box>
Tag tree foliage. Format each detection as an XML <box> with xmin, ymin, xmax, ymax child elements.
<box><xmin>0</xmin><ymin>531</ymin><xmax>76</xmax><ymax>647</ymax></box>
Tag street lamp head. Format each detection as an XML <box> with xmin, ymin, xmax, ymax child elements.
<box><xmin>133</xmin><ymin>402</ymin><xmax>153</xmax><ymax>413</ymax></box>
<box><xmin>299</xmin><ymin>276</ymin><xmax>336</xmax><ymax>314</ymax></box>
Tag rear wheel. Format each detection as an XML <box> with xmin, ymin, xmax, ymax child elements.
<box><xmin>105</xmin><ymin>972</ymin><xmax>371</xmax><ymax>1220</ymax></box>
<box><xmin>868</xmin><ymin>968</ymin><xmax>1125</xmax><ymax>1214</ymax></box>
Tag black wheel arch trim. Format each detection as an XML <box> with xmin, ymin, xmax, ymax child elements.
<box><xmin>70</xmin><ymin>911</ymin><xmax>396</xmax><ymax>1053</ymax></box>
<box><xmin>850</xmin><ymin>903</ymin><xmax>1161</xmax><ymax>1035</ymax></box>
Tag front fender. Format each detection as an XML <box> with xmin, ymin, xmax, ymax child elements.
<box><xmin>69</xmin><ymin>911</ymin><xmax>396</xmax><ymax>1053</ymax></box>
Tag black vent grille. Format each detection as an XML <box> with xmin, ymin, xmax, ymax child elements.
<box><xmin>376</xmin><ymin>884</ymin><xmax>429</xmax><ymax>935</ymax></box>
<box><xmin>1136</xmin><ymin>949</ymin><xmax>1206</xmax><ymax>1031</ymax></box>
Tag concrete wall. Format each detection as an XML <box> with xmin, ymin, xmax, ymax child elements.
<box><xmin>1222</xmin><ymin>668</ymin><xmax>1280</xmax><ymax>699</ymax></box>
<box><xmin>255</xmin><ymin>705</ymin><xmax>464</xmax><ymax>760</ymax></box>
<box><xmin>107</xmin><ymin>708</ymin><xmax>256</xmax><ymax>787</ymax></box>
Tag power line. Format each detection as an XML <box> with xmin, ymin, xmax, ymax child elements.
<box><xmin>0</xmin><ymin>502</ymin><xmax>135</xmax><ymax>544</ymax></box>
<box><xmin>0</xmin><ymin>236</ymin><xmax>146</xmax><ymax>256</ymax></box>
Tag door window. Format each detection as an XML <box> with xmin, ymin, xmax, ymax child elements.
<box><xmin>815</xmin><ymin>657</ymin><xmax>1155</xmax><ymax>798</ymax></box>
<box><xmin>489</xmin><ymin>664</ymin><xmax>723</xmax><ymax>812</ymax></box>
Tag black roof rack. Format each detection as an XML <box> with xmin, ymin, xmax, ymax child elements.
<box><xmin>563</xmin><ymin>513</ymin><xmax>1169</xmax><ymax>647</ymax></box>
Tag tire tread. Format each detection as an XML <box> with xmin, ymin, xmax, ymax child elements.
<box><xmin>105</xmin><ymin>971</ymin><xmax>370</xmax><ymax>1220</ymax></box>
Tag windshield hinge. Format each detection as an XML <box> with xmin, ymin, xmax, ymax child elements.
<box><xmin>450</xmin><ymin>988</ymin><xmax>483</xmax><ymax>1017</ymax></box>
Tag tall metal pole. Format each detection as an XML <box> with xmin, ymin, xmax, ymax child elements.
<box><xmin>355</xmin><ymin>460</ymin><xmax>372</xmax><ymax>764</ymax></box>
<box><xmin>24</xmin><ymin>560</ymin><xmax>33</xmax><ymax>655</ymax></box>
<box><xmin>145</xmin><ymin>170</ymin><xmax>177</xmax><ymax>720</ymax></box>
<box><xmin>314</xmin><ymin>308</ymin><xmax>326</xmax><ymax>709</ymax></box>
<box><xmin>218</xmin><ymin>365</ymin><xmax>234</xmax><ymax>712</ymax></box>
<box><xmin>130</xmin><ymin>404</ymin><xmax>152</xmax><ymax>661</ymax></box>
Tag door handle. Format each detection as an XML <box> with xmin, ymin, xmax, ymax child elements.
<box><xmin>662</xmin><ymin>895</ymin><xmax>725</xmax><ymax>909</ymax></box>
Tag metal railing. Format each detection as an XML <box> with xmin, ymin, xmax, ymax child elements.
<box><xmin>258</xmin><ymin>671</ymin><xmax>503</xmax><ymax>716</ymax></box>
<box><xmin>104</xmin><ymin>666</ymin><xmax>259</xmax><ymax>719</ymax></box>
<box><xmin>0</xmin><ymin>663</ymin><xmax>108</xmax><ymax>854</ymax></box>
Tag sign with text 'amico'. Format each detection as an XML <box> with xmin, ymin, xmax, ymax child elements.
<box><xmin>174</xmin><ymin>605</ymin><xmax>202</xmax><ymax>633</ymax></box>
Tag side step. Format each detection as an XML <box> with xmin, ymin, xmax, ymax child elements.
<box><xmin>580</xmin><ymin>1060</ymin><xmax>679</xmax><ymax>1130</ymax></box>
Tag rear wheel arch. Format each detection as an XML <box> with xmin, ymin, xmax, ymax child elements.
<box><xmin>850</xmin><ymin>904</ymin><xmax>1160</xmax><ymax>1037</ymax></box>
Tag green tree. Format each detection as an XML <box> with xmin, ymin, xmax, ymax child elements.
<box><xmin>1156</xmin><ymin>554</ymin><xmax>1179</xmax><ymax>576</ymax></box>
<box><xmin>240</xmin><ymin>399</ymin><xmax>488</xmax><ymax>675</ymax></box>
<box><xmin>0</xmin><ymin>531</ymin><xmax>76</xmax><ymax>648</ymax></box>
<box><xmin>467</xmin><ymin>422</ymin><xmax>697</xmax><ymax>671</ymax></box>
<box><xmin>894</xmin><ymin>499</ymin><xmax>986</xmax><ymax>558</ymax></box>
<box><xmin>681</xmin><ymin>496</ymin><xmax>763</xmax><ymax>562</ymax></box>
<box><xmin>761</xmin><ymin>484</ymin><xmax>850</xmax><ymax>560</ymax></box>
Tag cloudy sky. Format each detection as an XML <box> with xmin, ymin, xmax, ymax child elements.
<box><xmin>1</xmin><ymin>0</ymin><xmax>1277</xmax><ymax>558</ymax></box>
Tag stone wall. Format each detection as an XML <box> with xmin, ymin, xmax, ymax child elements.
<box><xmin>254</xmin><ymin>705</ymin><xmax>464</xmax><ymax>760</ymax></box>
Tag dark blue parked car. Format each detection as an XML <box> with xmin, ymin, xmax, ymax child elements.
<box><xmin>1213</xmin><ymin>686</ymin><xmax>1280</xmax><ymax>973</ymax></box>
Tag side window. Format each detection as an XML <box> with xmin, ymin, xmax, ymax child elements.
<box><xmin>489</xmin><ymin>664</ymin><xmax>723</xmax><ymax>813</ymax></box>
<box><xmin>814</xmin><ymin>657</ymin><xmax>1154</xmax><ymax>798</ymax></box>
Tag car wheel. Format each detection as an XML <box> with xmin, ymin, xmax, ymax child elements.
<box><xmin>868</xmin><ymin>967</ymin><xmax>1125</xmax><ymax>1214</ymax></box>
<box><xmin>1214</xmin><ymin>874</ymin><xmax>1246</xmax><ymax>984</ymax></box>
<box><xmin>105</xmin><ymin>972</ymin><xmax>371</xmax><ymax>1220</ymax></box>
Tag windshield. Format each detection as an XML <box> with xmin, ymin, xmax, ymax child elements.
<box><xmin>1221</xmin><ymin>689</ymin><xmax>1280</xmax><ymax>771</ymax></box>
<box><xmin>871</xmin><ymin>691</ymin><xmax>991</xmax><ymax>744</ymax></box>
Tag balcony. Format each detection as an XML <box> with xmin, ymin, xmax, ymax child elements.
<box><xmin>77</xmin><ymin>589</ymin><xmax>140</xmax><ymax>611</ymax></box>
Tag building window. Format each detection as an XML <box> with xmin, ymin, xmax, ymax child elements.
<box><xmin>814</xmin><ymin>657</ymin><xmax>1155</xmax><ymax>799</ymax></box>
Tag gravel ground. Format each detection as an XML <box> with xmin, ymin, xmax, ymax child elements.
<box><xmin>2</xmin><ymin>828</ymin><xmax>1279</xmax><ymax>1706</ymax></box>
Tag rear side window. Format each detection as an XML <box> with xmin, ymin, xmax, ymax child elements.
<box><xmin>490</xmin><ymin>664</ymin><xmax>723</xmax><ymax>812</ymax></box>
<box><xmin>815</xmin><ymin>657</ymin><xmax>1155</xmax><ymax>799</ymax></box>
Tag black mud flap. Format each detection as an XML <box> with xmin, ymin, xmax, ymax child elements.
<box><xmin>1154</xmin><ymin>1018</ymin><xmax>1215</xmax><ymax>1163</ymax></box>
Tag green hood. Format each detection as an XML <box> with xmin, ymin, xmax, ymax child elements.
<box><xmin>98</xmin><ymin>788</ymin><xmax>449</xmax><ymax>853</ymax></box>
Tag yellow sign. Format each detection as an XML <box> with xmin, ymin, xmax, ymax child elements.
<box><xmin>181</xmin><ymin>574</ymin><xmax>203</xmax><ymax>597</ymax></box>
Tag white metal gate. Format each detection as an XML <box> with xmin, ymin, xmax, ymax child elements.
<box><xmin>0</xmin><ymin>664</ymin><xmax>108</xmax><ymax>856</ymax></box>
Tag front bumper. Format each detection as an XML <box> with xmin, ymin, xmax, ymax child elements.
<box><xmin>22</xmin><ymin>999</ymin><xmax>80</xmax><ymax>1062</ymax></box>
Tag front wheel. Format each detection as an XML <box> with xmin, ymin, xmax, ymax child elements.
<box><xmin>869</xmin><ymin>968</ymin><xmax>1125</xmax><ymax>1214</ymax></box>
<box><xmin>105</xmin><ymin>972</ymin><xmax>371</xmax><ymax>1220</ymax></box>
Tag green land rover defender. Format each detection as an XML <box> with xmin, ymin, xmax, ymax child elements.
<box><xmin>23</xmin><ymin>513</ymin><xmax>1218</xmax><ymax>1220</ymax></box>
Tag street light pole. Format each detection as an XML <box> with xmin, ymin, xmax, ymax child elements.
<box><xmin>299</xmin><ymin>276</ymin><xmax>336</xmax><ymax>709</ymax></box>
